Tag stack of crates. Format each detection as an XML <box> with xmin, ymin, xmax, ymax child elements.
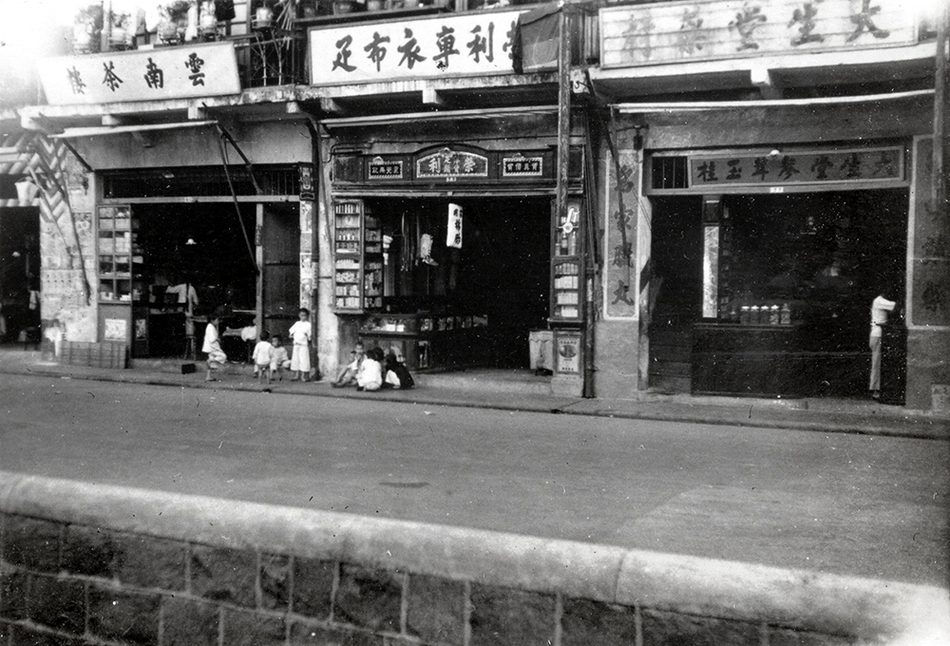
<box><xmin>60</xmin><ymin>342</ymin><xmax>129</xmax><ymax>369</ymax></box>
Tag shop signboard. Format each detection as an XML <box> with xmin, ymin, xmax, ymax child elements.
<box><xmin>601</xmin><ymin>0</ymin><xmax>919</xmax><ymax>69</ymax></box>
<box><xmin>368</xmin><ymin>158</ymin><xmax>405</xmax><ymax>180</ymax></box>
<box><xmin>687</xmin><ymin>146</ymin><xmax>905</xmax><ymax>189</ymax></box>
<box><xmin>38</xmin><ymin>42</ymin><xmax>241</xmax><ymax>105</ymax></box>
<box><xmin>416</xmin><ymin>148</ymin><xmax>489</xmax><ymax>181</ymax></box>
<box><xmin>309</xmin><ymin>11</ymin><xmax>522</xmax><ymax>85</ymax></box>
<box><xmin>502</xmin><ymin>154</ymin><xmax>544</xmax><ymax>178</ymax></box>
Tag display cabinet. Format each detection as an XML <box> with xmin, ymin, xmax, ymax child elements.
<box><xmin>97</xmin><ymin>205</ymin><xmax>143</xmax><ymax>304</ymax></box>
<box><xmin>550</xmin><ymin>199</ymin><xmax>583</xmax><ymax>322</ymax></box>
<box><xmin>333</xmin><ymin>200</ymin><xmax>383</xmax><ymax>312</ymax></box>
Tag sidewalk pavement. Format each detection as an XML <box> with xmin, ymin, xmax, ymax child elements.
<box><xmin>1</xmin><ymin>347</ymin><xmax>947</xmax><ymax>441</ymax></box>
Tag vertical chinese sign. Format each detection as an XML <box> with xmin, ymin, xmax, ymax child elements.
<box><xmin>309</xmin><ymin>11</ymin><xmax>524</xmax><ymax>84</ymax></box>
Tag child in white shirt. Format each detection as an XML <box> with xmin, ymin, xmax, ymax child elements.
<box><xmin>269</xmin><ymin>334</ymin><xmax>291</xmax><ymax>381</ymax></box>
<box><xmin>356</xmin><ymin>346</ymin><xmax>384</xmax><ymax>391</ymax></box>
<box><xmin>288</xmin><ymin>307</ymin><xmax>312</xmax><ymax>382</ymax></box>
<box><xmin>252</xmin><ymin>331</ymin><xmax>275</xmax><ymax>383</ymax></box>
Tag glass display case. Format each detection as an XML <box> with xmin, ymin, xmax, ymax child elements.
<box><xmin>333</xmin><ymin>199</ymin><xmax>382</xmax><ymax>312</ymax></box>
<box><xmin>550</xmin><ymin>199</ymin><xmax>583</xmax><ymax>322</ymax></box>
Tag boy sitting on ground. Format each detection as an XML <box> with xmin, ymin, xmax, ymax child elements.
<box><xmin>332</xmin><ymin>342</ymin><xmax>365</xmax><ymax>387</ymax></box>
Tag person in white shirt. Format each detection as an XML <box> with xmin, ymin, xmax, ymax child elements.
<box><xmin>869</xmin><ymin>293</ymin><xmax>897</xmax><ymax>399</ymax></box>
<box><xmin>269</xmin><ymin>334</ymin><xmax>291</xmax><ymax>381</ymax></box>
<box><xmin>252</xmin><ymin>331</ymin><xmax>275</xmax><ymax>383</ymax></box>
<box><xmin>288</xmin><ymin>307</ymin><xmax>312</xmax><ymax>382</ymax></box>
<box><xmin>356</xmin><ymin>346</ymin><xmax>384</xmax><ymax>392</ymax></box>
<box><xmin>202</xmin><ymin>311</ymin><xmax>227</xmax><ymax>382</ymax></box>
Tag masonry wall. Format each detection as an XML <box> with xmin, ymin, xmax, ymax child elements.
<box><xmin>1</xmin><ymin>472</ymin><xmax>947</xmax><ymax>646</ymax></box>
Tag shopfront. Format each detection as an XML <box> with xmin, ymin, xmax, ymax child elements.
<box><xmin>318</xmin><ymin>111</ymin><xmax>589</xmax><ymax>392</ymax></box>
<box><xmin>599</xmin><ymin>94</ymin><xmax>946</xmax><ymax>408</ymax></box>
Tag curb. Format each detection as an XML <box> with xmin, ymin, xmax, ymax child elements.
<box><xmin>4</xmin><ymin>359</ymin><xmax>949</xmax><ymax>441</ymax></box>
<box><xmin>2</xmin><ymin>470</ymin><xmax>948</xmax><ymax>643</ymax></box>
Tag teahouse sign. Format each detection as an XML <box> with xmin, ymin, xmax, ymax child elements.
<box><xmin>38</xmin><ymin>42</ymin><xmax>241</xmax><ymax>105</ymax></box>
<box><xmin>309</xmin><ymin>11</ymin><xmax>523</xmax><ymax>85</ymax></box>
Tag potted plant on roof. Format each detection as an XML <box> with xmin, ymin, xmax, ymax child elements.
<box><xmin>72</xmin><ymin>3</ymin><xmax>104</xmax><ymax>54</ymax></box>
<box><xmin>157</xmin><ymin>0</ymin><xmax>191</xmax><ymax>45</ymax></box>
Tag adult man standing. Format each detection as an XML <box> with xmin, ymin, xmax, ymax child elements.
<box><xmin>869</xmin><ymin>293</ymin><xmax>897</xmax><ymax>400</ymax></box>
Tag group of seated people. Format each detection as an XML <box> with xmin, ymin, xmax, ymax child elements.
<box><xmin>332</xmin><ymin>342</ymin><xmax>414</xmax><ymax>391</ymax></box>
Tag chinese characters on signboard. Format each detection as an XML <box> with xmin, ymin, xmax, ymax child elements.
<box><xmin>688</xmin><ymin>147</ymin><xmax>904</xmax><ymax>188</ymax></box>
<box><xmin>310</xmin><ymin>11</ymin><xmax>523</xmax><ymax>84</ymax></box>
<box><xmin>416</xmin><ymin>149</ymin><xmax>488</xmax><ymax>180</ymax></box>
<box><xmin>502</xmin><ymin>156</ymin><xmax>544</xmax><ymax>177</ymax></box>
<box><xmin>38</xmin><ymin>42</ymin><xmax>241</xmax><ymax>105</ymax></box>
<box><xmin>368</xmin><ymin>159</ymin><xmax>405</xmax><ymax>180</ymax></box>
<box><xmin>601</xmin><ymin>0</ymin><xmax>917</xmax><ymax>69</ymax></box>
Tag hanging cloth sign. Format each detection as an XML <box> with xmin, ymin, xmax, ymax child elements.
<box><xmin>447</xmin><ymin>204</ymin><xmax>463</xmax><ymax>249</ymax></box>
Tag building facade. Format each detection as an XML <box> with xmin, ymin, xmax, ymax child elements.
<box><xmin>8</xmin><ymin>0</ymin><xmax>947</xmax><ymax>410</ymax></box>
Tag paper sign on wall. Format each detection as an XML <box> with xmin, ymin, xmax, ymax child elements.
<box><xmin>447</xmin><ymin>204</ymin><xmax>463</xmax><ymax>249</ymax></box>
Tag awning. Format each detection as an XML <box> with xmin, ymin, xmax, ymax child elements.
<box><xmin>49</xmin><ymin>119</ymin><xmax>260</xmax><ymax>274</ymax></box>
<box><xmin>611</xmin><ymin>89</ymin><xmax>934</xmax><ymax>113</ymax></box>
<box><xmin>320</xmin><ymin>105</ymin><xmax>559</xmax><ymax>129</ymax></box>
<box><xmin>48</xmin><ymin>120</ymin><xmax>219</xmax><ymax>139</ymax></box>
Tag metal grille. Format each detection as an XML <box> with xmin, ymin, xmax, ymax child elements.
<box><xmin>651</xmin><ymin>156</ymin><xmax>688</xmax><ymax>190</ymax></box>
<box><xmin>102</xmin><ymin>166</ymin><xmax>300</xmax><ymax>198</ymax></box>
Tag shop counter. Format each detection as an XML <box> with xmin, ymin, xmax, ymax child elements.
<box><xmin>359</xmin><ymin>312</ymin><xmax>490</xmax><ymax>371</ymax></box>
<box><xmin>692</xmin><ymin>323</ymin><xmax>869</xmax><ymax>397</ymax></box>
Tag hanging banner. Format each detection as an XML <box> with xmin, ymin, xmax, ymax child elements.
<box><xmin>38</xmin><ymin>42</ymin><xmax>241</xmax><ymax>105</ymax></box>
<box><xmin>309</xmin><ymin>11</ymin><xmax>523</xmax><ymax>84</ymax></box>
<box><xmin>447</xmin><ymin>204</ymin><xmax>463</xmax><ymax>249</ymax></box>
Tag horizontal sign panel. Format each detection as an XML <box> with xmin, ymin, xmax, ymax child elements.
<box><xmin>310</xmin><ymin>11</ymin><xmax>523</xmax><ymax>84</ymax></box>
<box><xmin>687</xmin><ymin>147</ymin><xmax>904</xmax><ymax>188</ymax></box>
<box><xmin>39</xmin><ymin>42</ymin><xmax>241</xmax><ymax>105</ymax></box>
<box><xmin>602</xmin><ymin>0</ymin><xmax>918</xmax><ymax>68</ymax></box>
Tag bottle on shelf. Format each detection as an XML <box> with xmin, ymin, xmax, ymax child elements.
<box><xmin>780</xmin><ymin>302</ymin><xmax>791</xmax><ymax>325</ymax></box>
<box><xmin>769</xmin><ymin>304</ymin><xmax>780</xmax><ymax>325</ymax></box>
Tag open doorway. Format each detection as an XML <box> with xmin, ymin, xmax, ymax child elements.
<box><xmin>133</xmin><ymin>203</ymin><xmax>258</xmax><ymax>357</ymax></box>
<box><xmin>366</xmin><ymin>195</ymin><xmax>550</xmax><ymax>369</ymax></box>
<box><xmin>0</xmin><ymin>207</ymin><xmax>40</xmax><ymax>344</ymax></box>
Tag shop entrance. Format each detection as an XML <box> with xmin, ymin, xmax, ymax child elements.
<box><xmin>650</xmin><ymin>189</ymin><xmax>908</xmax><ymax>397</ymax></box>
<box><xmin>363</xmin><ymin>195</ymin><xmax>550</xmax><ymax>369</ymax></box>
<box><xmin>0</xmin><ymin>207</ymin><xmax>40</xmax><ymax>344</ymax></box>
<box><xmin>133</xmin><ymin>203</ymin><xmax>258</xmax><ymax>358</ymax></box>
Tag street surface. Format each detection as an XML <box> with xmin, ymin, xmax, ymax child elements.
<box><xmin>1</xmin><ymin>374</ymin><xmax>947</xmax><ymax>588</ymax></box>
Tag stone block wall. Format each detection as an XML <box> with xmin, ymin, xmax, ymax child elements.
<box><xmin>1</xmin><ymin>472</ymin><xmax>947</xmax><ymax>646</ymax></box>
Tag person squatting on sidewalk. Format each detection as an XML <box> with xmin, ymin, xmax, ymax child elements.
<box><xmin>252</xmin><ymin>331</ymin><xmax>275</xmax><ymax>384</ymax></box>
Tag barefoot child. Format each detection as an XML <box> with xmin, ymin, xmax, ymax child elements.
<box><xmin>252</xmin><ymin>331</ymin><xmax>275</xmax><ymax>383</ymax></box>
<box><xmin>288</xmin><ymin>308</ymin><xmax>312</xmax><ymax>382</ymax></box>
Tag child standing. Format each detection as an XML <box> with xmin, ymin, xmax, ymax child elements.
<box><xmin>202</xmin><ymin>311</ymin><xmax>227</xmax><ymax>382</ymax></box>
<box><xmin>270</xmin><ymin>334</ymin><xmax>291</xmax><ymax>381</ymax></box>
<box><xmin>252</xmin><ymin>331</ymin><xmax>275</xmax><ymax>383</ymax></box>
<box><xmin>288</xmin><ymin>308</ymin><xmax>312</xmax><ymax>382</ymax></box>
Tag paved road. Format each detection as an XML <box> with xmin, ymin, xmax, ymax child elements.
<box><xmin>1</xmin><ymin>374</ymin><xmax>947</xmax><ymax>588</ymax></box>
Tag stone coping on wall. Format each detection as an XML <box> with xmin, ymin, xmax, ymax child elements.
<box><xmin>1</xmin><ymin>470</ymin><xmax>947</xmax><ymax>645</ymax></box>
